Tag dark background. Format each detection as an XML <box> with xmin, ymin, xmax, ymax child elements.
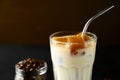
<box><xmin>0</xmin><ymin>0</ymin><xmax>120</xmax><ymax>80</ymax></box>
<box><xmin>0</xmin><ymin>0</ymin><xmax>119</xmax><ymax>45</ymax></box>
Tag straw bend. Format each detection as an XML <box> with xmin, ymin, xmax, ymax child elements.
<box><xmin>81</xmin><ymin>5</ymin><xmax>115</xmax><ymax>37</ymax></box>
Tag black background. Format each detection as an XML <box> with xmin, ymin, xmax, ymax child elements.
<box><xmin>0</xmin><ymin>0</ymin><xmax>119</xmax><ymax>45</ymax></box>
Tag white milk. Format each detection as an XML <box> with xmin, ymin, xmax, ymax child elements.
<box><xmin>50</xmin><ymin>34</ymin><xmax>96</xmax><ymax>80</ymax></box>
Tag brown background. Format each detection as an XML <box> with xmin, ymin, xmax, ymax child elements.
<box><xmin>0</xmin><ymin>0</ymin><xmax>119</xmax><ymax>45</ymax></box>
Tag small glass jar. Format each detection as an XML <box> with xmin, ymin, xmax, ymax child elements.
<box><xmin>15</xmin><ymin>61</ymin><xmax>47</xmax><ymax>80</ymax></box>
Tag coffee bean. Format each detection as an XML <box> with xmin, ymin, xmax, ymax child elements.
<box><xmin>17</xmin><ymin>58</ymin><xmax>45</xmax><ymax>72</ymax></box>
<box><xmin>32</xmin><ymin>63</ymin><xmax>36</xmax><ymax>67</ymax></box>
<box><xmin>29</xmin><ymin>68</ymin><xmax>34</xmax><ymax>72</ymax></box>
<box><xmin>26</xmin><ymin>58</ymin><xmax>32</xmax><ymax>61</ymax></box>
<box><xmin>40</xmin><ymin>63</ymin><xmax>44</xmax><ymax>67</ymax></box>
<box><xmin>18</xmin><ymin>63</ymin><xmax>25</xmax><ymax>69</ymax></box>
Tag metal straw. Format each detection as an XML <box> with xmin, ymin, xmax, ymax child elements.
<box><xmin>81</xmin><ymin>5</ymin><xmax>115</xmax><ymax>37</ymax></box>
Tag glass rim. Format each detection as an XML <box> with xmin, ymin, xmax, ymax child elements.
<box><xmin>50</xmin><ymin>31</ymin><xmax>97</xmax><ymax>44</ymax></box>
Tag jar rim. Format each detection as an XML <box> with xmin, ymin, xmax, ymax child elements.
<box><xmin>15</xmin><ymin>61</ymin><xmax>47</xmax><ymax>76</ymax></box>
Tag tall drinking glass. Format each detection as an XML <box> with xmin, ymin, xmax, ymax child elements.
<box><xmin>50</xmin><ymin>31</ymin><xmax>97</xmax><ymax>80</ymax></box>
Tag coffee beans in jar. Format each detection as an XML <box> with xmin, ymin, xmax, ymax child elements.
<box><xmin>15</xmin><ymin>58</ymin><xmax>47</xmax><ymax>80</ymax></box>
